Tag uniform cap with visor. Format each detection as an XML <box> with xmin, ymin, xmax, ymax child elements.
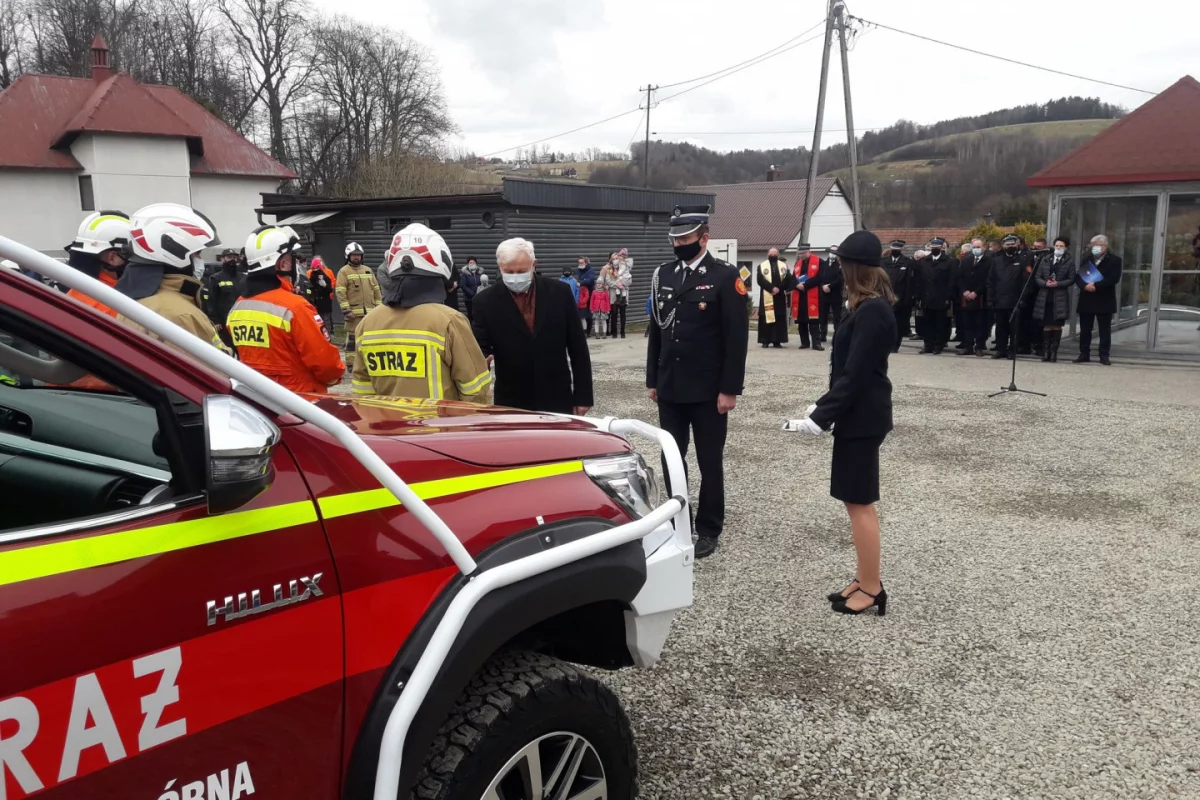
<box><xmin>1002</xmin><ymin>234</ymin><xmax>1020</xmax><ymax>245</ymax></box>
<box><xmin>382</xmin><ymin>222</ymin><xmax>453</xmax><ymax>307</ymax></box>
<box><xmin>667</xmin><ymin>204</ymin><xmax>712</xmax><ymax>239</ymax></box>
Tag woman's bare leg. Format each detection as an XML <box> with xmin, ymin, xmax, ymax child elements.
<box><xmin>843</xmin><ymin>502</ymin><xmax>882</xmax><ymax>611</ymax></box>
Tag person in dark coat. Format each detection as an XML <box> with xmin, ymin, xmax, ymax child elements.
<box><xmin>986</xmin><ymin>234</ymin><xmax>1032</xmax><ymax>359</ymax></box>
<box><xmin>443</xmin><ymin>260</ymin><xmax>462</xmax><ymax>311</ymax></box>
<box><xmin>471</xmin><ymin>238</ymin><xmax>593</xmax><ymax>414</ymax></box>
<box><xmin>1021</xmin><ymin>238</ymin><xmax>1050</xmax><ymax>355</ymax></box>
<box><xmin>1073</xmin><ymin>234</ymin><xmax>1123</xmax><ymax>365</ymax></box>
<box><xmin>575</xmin><ymin>256</ymin><xmax>597</xmax><ymax>336</ymax></box>
<box><xmin>787</xmin><ymin>229</ymin><xmax>896</xmax><ymax>617</ymax></box>
<box><xmin>756</xmin><ymin>247</ymin><xmax>794</xmax><ymax>347</ymax></box>
<box><xmin>459</xmin><ymin>256</ymin><xmax>486</xmax><ymax>322</ymax></box>
<box><xmin>647</xmin><ymin>205</ymin><xmax>749</xmax><ymax>559</ymax></box>
<box><xmin>818</xmin><ymin>251</ymin><xmax>844</xmax><ymax>342</ymax></box>
<box><xmin>882</xmin><ymin>239</ymin><xmax>914</xmax><ymax>352</ymax></box>
<box><xmin>1033</xmin><ymin>236</ymin><xmax>1077</xmax><ymax>362</ymax></box>
<box><xmin>915</xmin><ymin>237</ymin><xmax>955</xmax><ymax>354</ymax></box>
<box><xmin>202</xmin><ymin>248</ymin><xmax>242</xmax><ymax>351</ymax></box>
<box><xmin>953</xmin><ymin>238</ymin><xmax>991</xmax><ymax>357</ymax></box>
<box><xmin>792</xmin><ymin>243</ymin><xmax>826</xmax><ymax>350</ymax></box>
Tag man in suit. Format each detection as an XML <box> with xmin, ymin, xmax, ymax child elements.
<box><xmin>954</xmin><ymin>238</ymin><xmax>991</xmax><ymax>357</ymax></box>
<box><xmin>1074</xmin><ymin>234</ymin><xmax>1123</xmax><ymax>365</ymax></box>
<box><xmin>882</xmin><ymin>239</ymin><xmax>914</xmax><ymax>352</ymax></box>
<box><xmin>818</xmin><ymin>249</ymin><xmax>844</xmax><ymax>342</ymax></box>
<box><xmin>471</xmin><ymin>237</ymin><xmax>593</xmax><ymax>413</ymax></box>
<box><xmin>647</xmin><ymin>205</ymin><xmax>749</xmax><ymax>558</ymax></box>
<box><xmin>916</xmin><ymin>237</ymin><xmax>956</xmax><ymax>354</ymax></box>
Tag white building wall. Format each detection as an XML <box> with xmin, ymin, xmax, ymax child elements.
<box><xmin>191</xmin><ymin>176</ymin><xmax>280</xmax><ymax>253</ymax></box>
<box><xmin>70</xmin><ymin>135</ymin><xmax>191</xmax><ymax>212</ymax></box>
<box><xmin>788</xmin><ymin>189</ymin><xmax>856</xmax><ymax>253</ymax></box>
<box><xmin>0</xmin><ymin>171</ymin><xmax>85</xmax><ymax>255</ymax></box>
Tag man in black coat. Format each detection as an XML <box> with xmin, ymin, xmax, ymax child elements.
<box><xmin>986</xmin><ymin>234</ymin><xmax>1032</xmax><ymax>359</ymax></box>
<box><xmin>648</xmin><ymin>205</ymin><xmax>749</xmax><ymax>559</ymax></box>
<box><xmin>202</xmin><ymin>248</ymin><xmax>242</xmax><ymax>351</ymax></box>
<box><xmin>471</xmin><ymin>237</ymin><xmax>593</xmax><ymax>414</ymax></box>
<box><xmin>1074</xmin><ymin>234</ymin><xmax>1123</xmax><ymax>365</ymax></box>
<box><xmin>818</xmin><ymin>250</ymin><xmax>844</xmax><ymax>342</ymax></box>
<box><xmin>954</xmin><ymin>238</ymin><xmax>991</xmax><ymax>356</ymax></box>
<box><xmin>882</xmin><ymin>239</ymin><xmax>914</xmax><ymax>351</ymax></box>
<box><xmin>916</xmin><ymin>237</ymin><xmax>956</xmax><ymax>354</ymax></box>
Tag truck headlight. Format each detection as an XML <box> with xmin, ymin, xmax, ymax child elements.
<box><xmin>584</xmin><ymin>453</ymin><xmax>664</xmax><ymax>519</ymax></box>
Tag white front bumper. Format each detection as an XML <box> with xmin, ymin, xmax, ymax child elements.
<box><xmin>625</xmin><ymin>524</ymin><xmax>694</xmax><ymax>667</ymax></box>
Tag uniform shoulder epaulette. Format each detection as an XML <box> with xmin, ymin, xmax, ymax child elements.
<box><xmin>711</xmin><ymin>258</ymin><xmax>734</xmax><ymax>270</ymax></box>
<box><xmin>658</xmin><ymin>258</ymin><xmax>677</xmax><ymax>269</ymax></box>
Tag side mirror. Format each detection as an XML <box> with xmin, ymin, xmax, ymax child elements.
<box><xmin>203</xmin><ymin>395</ymin><xmax>281</xmax><ymax>515</ymax></box>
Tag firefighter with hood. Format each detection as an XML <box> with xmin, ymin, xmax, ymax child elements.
<box><xmin>227</xmin><ymin>225</ymin><xmax>344</xmax><ymax>393</ymax></box>
<box><xmin>114</xmin><ymin>203</ymin><xmax>227</xmax><ymax>352</ymax></box>
<box><xmin>352</xmin><ymin>222</ymin><xmax>491</xmax><ymax>402</ymax></box>
<box><xmin>336</xmin><ymin>241</ymin><xmax>382</xmax><ymax>372</ymax></box>
<box><xmin>64</xmin><ymin>210</ymin><xmax>132</xmax><ymax>317</ymax></box>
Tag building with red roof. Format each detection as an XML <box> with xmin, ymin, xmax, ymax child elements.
<box><xmin>1028</xmin><ymin>76</ymin><xmax>1200</xmax><ymax>357</ymax></box>
<box><xmin>0</xmin><ymin>36</ymin><xmax>294</xmax><ymax>254</ymax></box>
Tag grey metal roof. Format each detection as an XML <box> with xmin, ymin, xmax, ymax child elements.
<box><xmin>500</xmin><ymin>177</ymin><xmax>714</xmax><ymax>214</ymax></box>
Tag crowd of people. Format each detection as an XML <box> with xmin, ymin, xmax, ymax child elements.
<box><xmin>759</xmin><ymin>233</ymin><xmax>1123</xmax><ymax>365</ymax></box>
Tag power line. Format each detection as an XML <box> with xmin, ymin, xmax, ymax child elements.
<box><xmin>478</xmin><ymin>107</ymin><xmax>643</xmax><ymax>159</ymax></box>
<box><xmin>656</xmin><ymin>30</ymin><xmax>827</xmax><ymax>105</ymax></box>
<box><xmin>627</xmin><ymin>107</ymin><xmax>647</xmax><ymax>152</ymax></box>
<box><xmin>653</xmin><ymin>127</ymin><xmax>888</xmax><ymax>135</ymax></box>
<box><xmin>850</xmin><ymin>15</ymin><xmax>1157</xmax><ymax>95</ymax></box>
<box><xmin>655</xmin><ymin>18</ymin><xmax>825</xmax><ymax>90</ymax></box>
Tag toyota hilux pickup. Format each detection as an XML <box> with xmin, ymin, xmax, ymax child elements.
<box><xmin>0</xmin><ymin>238</ymin><xmax>693</xmax><ymax>800</ymax></box>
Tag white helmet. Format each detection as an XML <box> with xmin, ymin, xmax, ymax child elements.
<box><xmin>68</xmin><ymin>210</ymin><xmax>133</xmax><ymax>255</ymax></box>
<box><xmin>385</xmin><ymin>223</ymin><xmax>452</xmax><ymax>281</ymax></box>
<box><xmin>129</xmin><ymin>203</ymin><xmax>220</xmax><ymax>269</ymax></box>
<box><xmin>345</xmin><ymin>241</ymin><xmax>364</xmax><ymax>259</ymax></box>
<box><xmin>245</xmin><ymin>225</ymin><xmax>300</xmax><ymax>274</ymax></box>
<box><xmin>0</xmin><ymin>259</ymin><xmax>18</xmax><ymax>271</ymax></box>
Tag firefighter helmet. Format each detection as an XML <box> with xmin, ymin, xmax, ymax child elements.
<box><xmin>245</xmin><ymin>226</ymin><xmax>300</xmax><ymax>274</ymax></box>
<box><xmin>68</xmin><ymin>210</ymin><xmax>133</xmax><ymax>256</ymax></box>
<box><xmin>385</xmin><ymin>223</ymin><xmax>452</xmax><ymax>281</ymax></box>
<box><xmin>128</xmin><ymin>204</ymin><xmax>220</xmax><ymax>269</ymax></box>
<box><xmin>345</xmin><ymin>242</ymin><xmax>364</xmax><ymax>258</ymax></box>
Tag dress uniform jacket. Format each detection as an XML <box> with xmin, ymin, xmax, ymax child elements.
<box><xmin>116</xmin><ymin>274</ymin><xmax>228</xmax><ymax>354</ymax></box>
<box><xmin>882</xmin><ymin>253</ymin><xmax>915</xmax><ymax>304</ymax></box>
<box><xmin>352</xmin><ymin>302</ymin><xmax>491</xmax><ymax>403</ymax></box>
<box><xmin>228</xmin><ymin>285</ymin><xmax>345</xmax><ymax>394</ymax></box>
<box><xmin>986</xmin><ymin>250</ymin><xmax>1032</xmax><ymax>310</ymax></box>
<box><xmin>915</xmin><ymin>254</ymin><xmax>957</xmax><ymax>310</ymax></box>
<box><xmin>647</xmin><ymin>251</ymin><xmax>749</xmax><ymax>404</ymax></box>
<box><xmin>335</xmin><ymin>263</ymin><xmax>382</xmax><ymax>317</ymax></box>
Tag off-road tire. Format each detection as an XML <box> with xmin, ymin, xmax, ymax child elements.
<box><xmin>412</xmin><ymin>650</ymin><xmax>637</xmax><ymax>799</ymax></box>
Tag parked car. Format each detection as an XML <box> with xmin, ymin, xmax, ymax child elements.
<box><xmin>0</xmin><ymin>238</ymin><xmax>693</xmax><ymax>800</ymax></box>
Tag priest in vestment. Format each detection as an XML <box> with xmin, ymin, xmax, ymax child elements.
<box><xmin>756</xmin><ymin>248</ymin><xmax>794</xmax><ymax>348</ymax></box>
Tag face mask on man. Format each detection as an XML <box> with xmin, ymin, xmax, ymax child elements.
<box><xmin>190</xmin><ymin>254</ymin><xmax>206</xmax><ymax>281</ymax></box>
<box><xmin>1092</xmin><ymin>245</ymin><xmax>1104</xmax><ymax>257</ymax></box>
<box><xmin>971</xmin><ymin>247</ymin><xmax>983</xmax><ymax>257</ymax></box>
<box><xmin>672</xmin><ymin>238</ymin><xmax>703</xmax><ymax>262</ymax></box>
<box><xmin>930</xmin><ymin>248</ymin><xmax>942</xmax><ymax>257</ymax></box>
<box><xmin>1054</xmin><ymin>246</ymin><xmax>1066</xmax><ymax>256</ymax></box>
<box><xmin>1004</xmin><ymin>246</ymin><xmax>1016</xmax><ymax>255</ymax></box>
<box><xmin>768</xmin><ymin>255</ymin><xmax>778</xmax><ymax>265</ymax></box>
<box><xmin>503</xmin><ymin>271</ymin><xmax>533</xmax><ymax>293</ymax></box>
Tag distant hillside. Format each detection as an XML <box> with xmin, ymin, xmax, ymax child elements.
<box><xmin>830</xmin><ymin>119</ymin><xmax>1117</xmax><ymax>227</ymax></box>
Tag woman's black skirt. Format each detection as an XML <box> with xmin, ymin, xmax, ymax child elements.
<box><xmin>830</xmin><ymin>435</ymin><xmax>885</xmax><ymax>505</ymax></box>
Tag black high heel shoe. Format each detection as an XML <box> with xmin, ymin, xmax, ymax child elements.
<box><xmin>832</xmin><ymin>585</ymin><xmax>887</xmax><ymax>616</ymax></box>
<box><xmin>827</xmin><ymin>578</ymin><xmax>858</xmax><ymax>603</ymax></box>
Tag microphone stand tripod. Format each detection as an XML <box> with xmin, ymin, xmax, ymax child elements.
<box><xmin>989</xmin><ymin>258</ymin><xmax>1047</xmax><ymax>399</ymax></box>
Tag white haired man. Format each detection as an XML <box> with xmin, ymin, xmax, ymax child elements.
<box><xmin>470</xmin><ymin>237</ymin><xmax>593</xmax><ymax>414</ymax></box>
<box><xmin>1074</xmin><ymin>234</ymin><xmax>1123</xmax><ymax>365</ymax></box>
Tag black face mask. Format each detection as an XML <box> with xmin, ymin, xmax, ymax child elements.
<box><xmin>1004</xmin><ymin>247</ymin><xmax>1017</xmax><ymax>255</ymax></box>
<box><xmin>768</xmin><ymin>255</ymin><xmax>778</xmax><ymax>265</ymax></box>
<box><xmin>930</xmin><ymin>248</ymin><xmax>943</xmax><ymax>257</ymax></box>
<box><xmin>673</xmin><ymin>239</ymin><xmax>703</xmax><ymax>262</ymax></box>
<box><xmin>891</xmin><ymin>249</ymin><xmax>902</xmax><ymax>256</ymax></box>
<box><xmin>562</xmin><ymin>270</ymin><xmax>571</xmax><ymax>277</ymax></box>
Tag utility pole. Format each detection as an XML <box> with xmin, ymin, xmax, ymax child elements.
<box><xmin>800</xmin><ymin>0</ymin><xmax>837</xmax><ymax>246</ymax></box>
<box><xmin>836</xmin><ymin>3</ymin><xmax>862</xmax><ymax>229</ymax></box>
<box><xmin>639</xmin><ymin>84</ymin><xmax>657</xmax><ymax>188</ymax></box>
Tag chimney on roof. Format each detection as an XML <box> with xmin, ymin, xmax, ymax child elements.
<box><xmin>91</xmin><ymin>35</ymin><xmax>111</xmax><ymax>82</ymax></box>
<box><xmin>767</xmin><ymin>164</ymin><xmax>780</xmax><ymax>182</ymax></box>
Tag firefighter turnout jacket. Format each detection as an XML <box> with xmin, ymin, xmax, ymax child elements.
<box><xmin>227</xmin><ymin>286</ymin><xmax>345</xmax><ymax>394</ymax></box>
<box><xmin>67</xmin><ymin>270</ymin><xmax>120</xmax><ymax>318</ymax></box>
<box><xmin>116</xmin><ymin>274</ymin><xmax>229</xmax><ymax>354</ymax></box>
<box><xmin>202</xmin><ymin>267</ymin><xmax>241</xmax><ymax>328</ymax></box>
<box><xmin>351</xmin><ymin>303</ymin><xmax>491</xmax><ymax>402</ymax></box>
<box><xmin>336</xmin><ymin>263</ymin><xmax>381</xmax><ymax>318</ymax></box>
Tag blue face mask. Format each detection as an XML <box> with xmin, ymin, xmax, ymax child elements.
<box><xmin>971</xmin><ymin>247</ymin><xmax>982</xmax><ymax>257</ymax></box>
<box><xmin>1092</xmin><ymin>245</ymin><xmax>1104</xmax><ymax>257</ymax></box>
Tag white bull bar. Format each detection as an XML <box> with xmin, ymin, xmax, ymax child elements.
<box><xmin>0</xmin><ymin>237</ymin><xmax>692</xmax><ymax>800</ymax></box>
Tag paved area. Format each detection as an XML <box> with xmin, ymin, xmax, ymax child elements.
<box><xmin>584</xmin><ymin>336</ymin><xmax>1200</xmax><ymax>799</ymax></box>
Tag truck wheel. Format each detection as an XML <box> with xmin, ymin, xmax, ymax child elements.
<box><xmin>413</xmin><ymin>650</ymin><xmax>636</xmax><ymax>800</ymax></box>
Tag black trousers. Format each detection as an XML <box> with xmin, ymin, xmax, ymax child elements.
<box><xmin>1078</xmin><ymin>312</ymin><xmax>1113</xmax><ymax>357</ymax></box>
<box><xmin>894</xmin><ymin>303</ymin><xmax>913</xmax><ymax>338</ymax></box>
<box><xmin>915</xmin><ymin>311</ymin><xmax>926</xmax><ymax>339</ymax></box>
<box><xmin>1019</xmin><ymin>301</ymin><xmax>1041</xmax><ymax>352</ymax></box>
<box><xmin>994</xmin><ymin>309</ymin><xmax>1016</xmax><ymax>354</ymax></box>
<box><xmin>818</xmin><ymin>293</ymin><xmax>843</xmax><ymax>341</ymax></box>
<box><xmin>953</xmin><ymin>308</ymin><xmax>965</xmax><ymax>342</ymax></box>
<box><xmin>923</xmin><ymin>310</ymin><xmax>949</xmax><ymax>351</ymax></box>
<box><xmin>658</xmin><ymin>399</ymin><xmax>729</xmax><ymax>540</ymax></box>
<box><xmin>796</xmin><ymin>316</ymin><xmax>822</xmax><ymax>347</ymax></box>
<box><xmin>958</xmin><ymin>308</ymin><xmax>987</xmax><ymax>350</ymax></box>
<box><xmin>611</xmin><ymin>302</ymin><xmax>627</xmax><ymax>336</ymax></box>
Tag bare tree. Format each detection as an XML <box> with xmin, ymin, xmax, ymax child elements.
<box><xmin>0</xmin><ymin>0</ymin><xmax>24</xmax><ymax>87</ymax></box>
<box><xmin>218</xmin><ymin>0</ymin><xmax>312</xmax><ymax>164</ymax></box>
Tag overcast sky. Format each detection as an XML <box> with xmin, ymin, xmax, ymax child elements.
<box><xmin>315</xmin><ymin>0</ymin><xmax>1195</xmax><ymax>158</ymax></box>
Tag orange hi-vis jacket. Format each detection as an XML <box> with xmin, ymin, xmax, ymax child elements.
<box><xmin>792</xmin><ymin>255</ymin><xmax>822</xmax><ymax>321</ymax></box>
<box><xmin>227</xmin><ymin>287</ymin><xmax>345</xmax><ymax>394</ymax></box>
<box><xmin>66</xmin><ymin>270</ymin><xmax>119</xmax><ymax>317</ymax></box>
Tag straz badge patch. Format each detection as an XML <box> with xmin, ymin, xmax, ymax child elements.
<box><xmin>230</xmin><ymin>321</ymin><xmax>270</xmax><ymax>348</ymax></box>
<box><xmin>363</xmin><ymin>345</ymin><xmax>428</xmax><ymax>378</ymax></box>
<box><xmin>734</xmin><ymin>278</ymin><xmax>748</xmax><ymax>296</ymax></box>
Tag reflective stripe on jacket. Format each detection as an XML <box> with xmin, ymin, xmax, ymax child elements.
<box><xmin>335</xmin><ymin>264</ymin><xmax>382</xmax><ymax>316</ymax></box>
<box><xmin>351</xmin><ymin>303</ymin><xmax>491</xmax><ymax>403</ymax></box>
<box><xmin>227</xmin><ymin>287</ymin><xmax>345</xmax><ymax>393</ymax></box>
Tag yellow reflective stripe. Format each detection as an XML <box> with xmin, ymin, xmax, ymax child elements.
<box><xmin>360</xmin><ymin>328</ymin><xmax>446</xmax><ymax>344</ymax></box>
<box><xmin>256</xmin><ymin>227</ymin><xmax>283</xmax><ymax>249</ymax></box>
<box><xmin>88</xmin><ymin>214</ymin><xmax>127</xmax><ymax>231</ymax></box>
<box><xmin>457</xmin><ymin>370</ymin><xmax>491</xmax><ymax>394</ymax></box>
<box><xmin>0</xmin><ymin>500</ymin><xmax>317</xmax><ymax>589</ymax></box>
<box><xmin>228</xmin><ymin>309</ymin><xmax>292</xmax><ymax>332</ymax></box>
<box><xmin>318</xmin><ymin>461</ymin><xmax>585</xmax><ymax>520</ymax></box>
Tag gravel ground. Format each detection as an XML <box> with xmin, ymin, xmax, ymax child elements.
<box><xmin>585</xmin><ymin>355</ymin><xmax>1200</xmax><ymax>800</ymax></box>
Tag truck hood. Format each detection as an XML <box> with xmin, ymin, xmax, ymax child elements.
<box><xmin>310</xmin><ymin>395</ymin><xmax>631</xmax><ymax>467</ymax></box>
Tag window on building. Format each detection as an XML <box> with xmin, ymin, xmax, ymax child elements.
<box><xmin>349</xmin><ymin>219</ymin><xmax>365</xmax><ymax>233</ymax></box>
<box><xmin>427</xmin><ymin>217</ymin><xmax>452</xmax><ymax>231</ymax></box>
<box><xmin>78</xmin><ymin>176</ymin><xmax>95</xmax><ymax>211</ymax></box>
<box><xmin>386</xmin><ymin>217</ymin><xmax>410</xmax><ymax>231</ymax></box>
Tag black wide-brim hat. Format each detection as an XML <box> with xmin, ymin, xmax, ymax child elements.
<box><xmin>836</xmin><ymin>230</ymin><xmax>882</xmax><ymax>267</ymax></box>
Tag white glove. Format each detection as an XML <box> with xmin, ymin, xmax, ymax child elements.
<box><xmin>782</xmin><ymin>418</ymin><xmax>825</xmax><ymax>436</ymax></box>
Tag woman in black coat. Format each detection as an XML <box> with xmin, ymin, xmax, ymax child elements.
<box><xmin>1033</xmin><ymin>236</ymin><xmax>1077</xmax><ymax>362</ymax></box>
<box><xmin>788</xmin><ymin>230</ymin><xmax>896</xmax><ymax>616</ymax></box>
